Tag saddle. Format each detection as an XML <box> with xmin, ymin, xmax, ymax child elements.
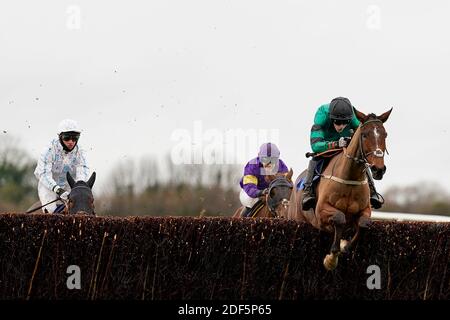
<box><xmin>248</xmin><ymin>200</ymin><xmax>265</xmax><ymax>218</ymax></box>
<box><xmin>296</xmin><ymin>165</ymin><xmax>324</xmax><ymax>191</ymax></box>
<box><xmin>296</xmin><ymin>148</ymin><xmax>344</xmax><ymax>191</ymax></box>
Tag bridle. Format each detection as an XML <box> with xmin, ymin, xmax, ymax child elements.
<box><xmin>322</xmin><ymin>118</ymin><xmax>388</xmax><ymax>186</ymax></box>
<box><xmin>344</xmin><ymin>118</ymin><xmax>388</xmax><ymax>171</ymax></box>
<box><xmin>66</xmin><ymin>185</ymin><xmax>95</xmax><ymax>214</ymax></box>
<box><xmin>266</xmin><ymin>177</ymin><xmax>293</xmax><ymax>217</ymax></box>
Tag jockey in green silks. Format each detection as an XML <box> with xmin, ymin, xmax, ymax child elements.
<box><xmin>302</xmin><ymin>97</ymin><xmax>384</xmax><ymax>211</ymax></box>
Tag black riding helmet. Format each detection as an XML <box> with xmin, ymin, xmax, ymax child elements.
<box><xmin>329</xmin><ymin>97</ymin><xmax>353</xmax><ymax>121</ymax></box>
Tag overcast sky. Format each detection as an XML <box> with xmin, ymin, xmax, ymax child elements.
<box><xmin>1</xmin><ymin>0</ymin><xmax>450</xmax><ymax>195</ymax></box>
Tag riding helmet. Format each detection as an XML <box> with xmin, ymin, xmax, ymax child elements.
<box><xmin>329</xmin><ymin>97</ymin><xmax>353</xmax><ymax>121</ymax></box>
<box><xmin>58</xmin><ymin>119</ymin><xmax>82</xmax><ymax>135</ymax></box>
<box><xmin>258</xmin><ymin>142</ymin><xmax>280</xmax><ymax>158</ymax></box>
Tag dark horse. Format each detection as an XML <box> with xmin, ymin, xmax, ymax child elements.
<box><xmin>66</xmin><ymin>171</ymin><xmax>96</xmax><ymax>215</ymax></box>
<box><xmin>285</xmin><ymin>108</ymin><xmax>392</xmax><ymax>270</ymax></box>
<box><xmin>27</xmin><ymin>172</ymin><xmax>97</xmax><ymax>215</ymax></box>
<box><xmin>233</xmin><ymin>168</ymin><xmax>294</xmax><ymax>218</ymax></box>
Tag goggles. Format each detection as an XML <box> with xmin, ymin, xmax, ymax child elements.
<box><xmin>61</xmin><ymin>133</ymin><xmax>80</xmax><ymax>142</ymax></box>
<box><xmin>333</xmin><ymin>119</ymin><xmax>350</xmax><ymax>126</ymax></box>
<box><xmin>260</xmin><ymin>156</ymin><xmax>278</xmax><ymax>165</ymax></box>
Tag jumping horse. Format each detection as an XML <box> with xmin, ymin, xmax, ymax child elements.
<box><xmin>286</xmin><ymin>107</ymin><xmax>392</xmax><ymax>270</ymax></box>
<box><xmin>66</xmin><ymin>171</ymin><xmax>96</xmax><ymax>215</ymax></box>
<box><xmin>27</xmin><ymin>172</ymin><xmax>96</xmax><ymax>215</ymax></box>
<box><xmin>233</xmin><ymin>168</ymin><xmax>294</xmax><ymax>218</ymax></box>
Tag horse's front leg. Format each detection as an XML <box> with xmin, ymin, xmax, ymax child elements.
<box><xmin>323</xmin><ymin>208</ymin><xmax>346</xmax><ymax>271</ymax></box>
<box><xmin>341</xmin><ymin>208</ymin><xmax>372</xmax><ymax>254</ymax></box>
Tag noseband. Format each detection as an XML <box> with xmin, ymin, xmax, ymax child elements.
<box><xmin>345</xmin><ymin>119</ymin><xmax>388</xmax><ymax>170</ymax></box>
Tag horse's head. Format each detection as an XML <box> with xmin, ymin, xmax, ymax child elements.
<box><xmin>265</xmin><ymin>168</ymin><xmax>294</xmax><ymax>217</ymax></box>
<box><xmin>354</xmin><ymin>107</ymin><xmax>392</xmax><ymax>180</ymax></box>
<box><xmin>66</xmin><ymin>171</ymin><xmax>96</xmax><ymax>215</ymax></box>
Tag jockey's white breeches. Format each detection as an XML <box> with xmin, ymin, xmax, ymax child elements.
<box><xmin>37</xmin><ymin>182</ymin><xmax>63</xmax><ymax>213</ymax></box>
<box><xmin>239</xmin><ymin>189</ymin><xmax>260</xmax><ymax>208</ymax></box>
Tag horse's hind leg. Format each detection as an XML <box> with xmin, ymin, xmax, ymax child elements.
<box><xmin>323</xmin><ymin>211</ymin><xmax>346</xmax><ymax>271</ymax></box>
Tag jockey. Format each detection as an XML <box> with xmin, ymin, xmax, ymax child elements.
<box><xmin>239</xmin><ymin>142</ymin><xmax>289</xmax><ymax>217</ymax></box>
<box><xmin>34</xmin><ymin>119</ymin><xmax>90</xmax><ymax>213</ymax></box>
<box><xmin>302</xmin><ymin>97</ymin><xmax>383</xmax><ymax>211</ymax></box>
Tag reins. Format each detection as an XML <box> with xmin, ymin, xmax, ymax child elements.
<box><xmin>322</xmin><ymin>118</ymin><xmax>386</xmax><ymax>186</ymax></box>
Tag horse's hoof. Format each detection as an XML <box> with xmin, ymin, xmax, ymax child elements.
<box><xmin>323</xmin><ymin>254</ymin><xmax>338</xmax><ymax>271</ymax></box>
<box><xmin>340</xmin><ymin>239</ymin><xmax>350</xmax><ymax>253</ymax></box>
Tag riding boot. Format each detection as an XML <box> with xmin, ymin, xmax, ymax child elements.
<box><xmin>241</xmin><ymin>206</ymin><xmax>253</xmax><ymax>217</ymax></box>
<box><xmin>302</xmin><ymin>158</ymin><xmax>319</xmax><ymax>211</ymax></box>
<box><xmin>367</xmin><ymin>170</ymin><xmax>384</xmax><ymax>209</ymax></box>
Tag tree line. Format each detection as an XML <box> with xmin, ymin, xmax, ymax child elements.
<box><xmin>0</xmin><ymin>136</ymin><xmax>36</xmax><ymax>211</ymax></box>
<box><xmin>1</xmin><ymin>135</ymin><xmax>450</xmax><ymax>216</ymax></box>
<box><xmin>97</xmin><ymin>156</ymin><xmax>242</xmax><ymax>216</ymax></box>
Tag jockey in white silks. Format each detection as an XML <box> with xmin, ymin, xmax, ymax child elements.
<box><xmin>34</xmin><ymin>119</ymin><xmax>90</xmax><ymax>213</ymax></box>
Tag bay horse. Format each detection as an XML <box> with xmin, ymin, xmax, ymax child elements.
<box><xmin>233</xmin><ymin>168</ymin><xmax>294</xmax><ymax>218</ymax></box>
<box><xmin>285</xmin><ymin>108</ymin><xmax>392</xmax><ymax>270</ymax></box>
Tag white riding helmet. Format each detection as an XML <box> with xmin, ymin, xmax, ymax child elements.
<box><xmin>57</xmin><ymin>119</ymin><xmax>82</xmax><ymax>135</ymax></box>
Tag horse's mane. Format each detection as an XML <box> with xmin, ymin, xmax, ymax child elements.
<box><xmin>72</xmin><ymin>180</ymin><xmax>91</xmax><ymax>189</ymax></box>
<box><xmin>365</xmin><ymin>113</ymin><xmax>378</xmax><ymax>121</ymax></box>
<box><xmin>269</xmin><ymin>176</ymin><xmax>293</xmax><ymax>188</ymax></box>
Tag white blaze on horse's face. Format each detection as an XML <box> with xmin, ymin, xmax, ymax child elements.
<box><xmin>373</xmin><ymin>127</ymin><xmax>380</xmax><ymax>149</ymax></box>
<box><xmin>371</xmin><ymin>126</ymin><xmax>385</xmax><ymax>159</ymax></box>
<box><xmin>282</xmin><ymin>198</ymin><xmax>289</xmax><ymax>208</ymax></box>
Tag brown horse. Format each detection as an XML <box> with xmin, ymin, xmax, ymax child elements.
<box><xmin>285</xmin><ymin>108</ymin><xmax>392</xmax><ymax>270</ymax></box>
<box><xmin>233</xmin><ymin>168</ymin><xmax>294</xmax><ymax>218</ymax></box>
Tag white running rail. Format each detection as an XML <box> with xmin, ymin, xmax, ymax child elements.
<box><xmin>371</xmin><ymin>211</ymin><xmax>450</xmax><ymax>222</ymax></box>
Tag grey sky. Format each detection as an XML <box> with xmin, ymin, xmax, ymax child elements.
<box><xmin>1</xmin><ymin>1</ymin><xmax>450</xmax><ymax>194</ymax></box>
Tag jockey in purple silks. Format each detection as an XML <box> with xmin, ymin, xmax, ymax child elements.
<box><xmin>239</xmin><ymin>142</ymin><xmax>289</xmax><ymax>217</ymax></box>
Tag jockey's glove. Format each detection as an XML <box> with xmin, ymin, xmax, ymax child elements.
<box><xmin>53</xmin><ymin>185</ymin><xmax>67</xmax><ymax>197</ymax></box>
<box><xmin>338</xmin><ymin>137</ymin><xmax>349</xmax><ymax>148</ymax></box>
<box><xmin>59</xmin><ymin>191</ymin><xmax>69</xmax><ymax>201</ymax></box>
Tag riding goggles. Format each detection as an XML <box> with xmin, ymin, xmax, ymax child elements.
<box><xmin>61</xmin><ymin>133</ymin><xmax>80</xmax><ymax>142</ymax></box>
<box><xmin>333</xmin><ymin>119</ymin><xmax>350</xmax><ymax>126</ymax></box>
<box><xmin>260</xmin><ymin>156</ymin><xmax>278</xmax><ymax>165</ymax></box>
